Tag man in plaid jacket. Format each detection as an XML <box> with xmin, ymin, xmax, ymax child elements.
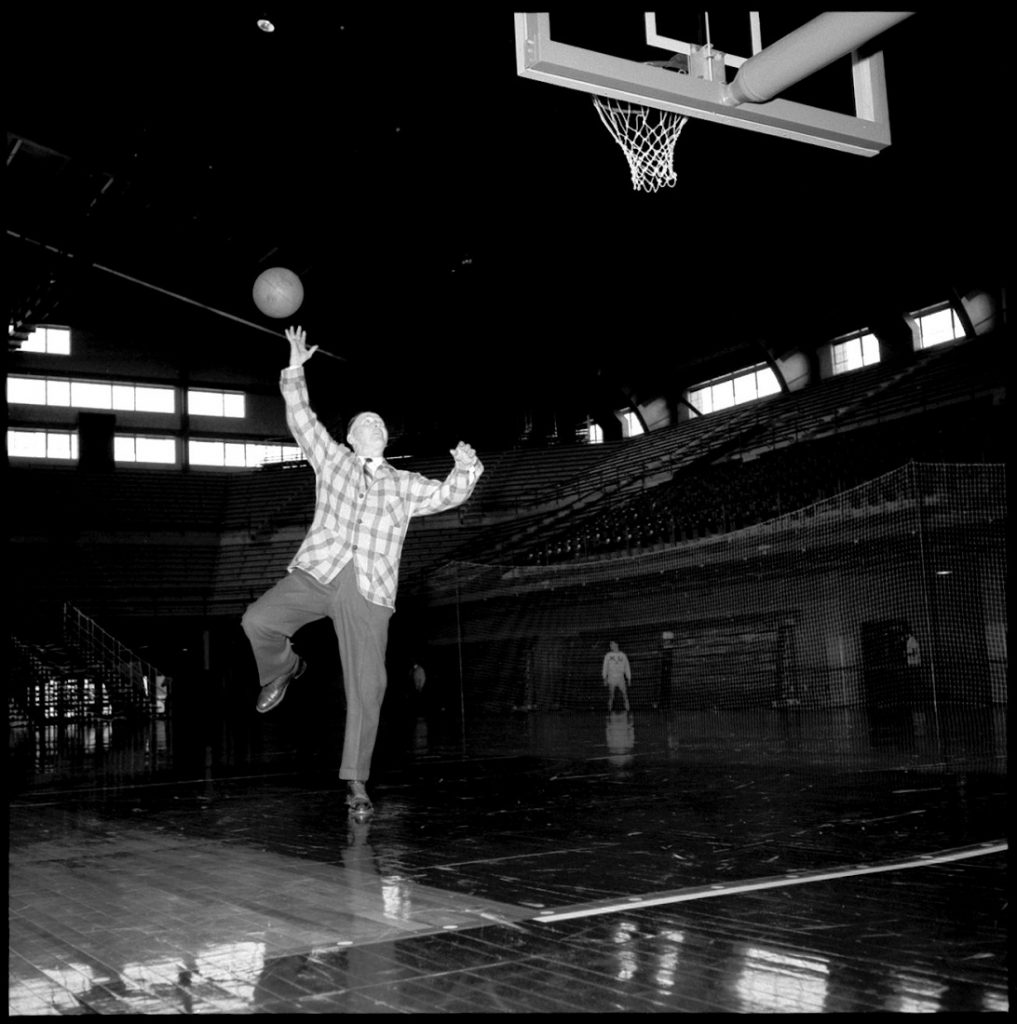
<box><xmin>241</xmin><ymin>326</ymin><xmax>483</xmax><ymax>818</ymax></box>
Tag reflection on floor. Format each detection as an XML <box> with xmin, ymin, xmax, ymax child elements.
<box><xmin>9</xmin><ymin>704</ymin><xmax>1008</xmax><ymax>1013</ymax></box>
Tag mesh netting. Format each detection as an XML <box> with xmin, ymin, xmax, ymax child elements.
<box><xmin>593</xmin><ymin>95</ymin><xmax>689</xmax><ymax>192</ymax></box>
<box><xmin>410</xmin><ymin>463</ymin><xmax>1006</xmax><ymax>718</ymax></box>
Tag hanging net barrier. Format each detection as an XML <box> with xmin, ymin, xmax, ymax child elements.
<box><xmin>410</xmin><ymin>463</ymin><xmax>1006</xmax><ymax>722</ymax></box>
<box><xmin>592</xmin><ymin>95</ymin><xmax>689</xmax><ymax>192</ymax></box>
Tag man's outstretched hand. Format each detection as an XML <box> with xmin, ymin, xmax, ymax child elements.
<box><xmin>451</xmin><ymin>441</ymin><xmax>479</xmax><ymax>470</ymax></box>
<box><xmin>285</xmin><ymin>326</ymin><xmax>319</xmax><ymax>367</ymax></box>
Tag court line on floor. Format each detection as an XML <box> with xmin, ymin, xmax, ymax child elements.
<box><xmin>530</xmin><ymin>840</ymin><xmax>1007</xmax><ymax>923</ymax></box>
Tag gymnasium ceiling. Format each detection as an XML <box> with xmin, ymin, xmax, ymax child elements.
<box><xmin>6</xmin><ymin>6</ymin><xmax>1008</xmax><ymax>447</ymax></box>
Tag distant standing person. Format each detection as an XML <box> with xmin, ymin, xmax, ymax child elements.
<box><xmin>905</xmin><ymin>633</ymin><xmax>921</xmax><ymax>667</ymax></box>
<box><xmin>409</xmin><ymin>662</ymin><xmax>428</xmax><ymax>715</ymax></box>
<box><xmin>602</xmin><ymin>640</ymin><xmax>632</xmax><ymax>712</ymax></box>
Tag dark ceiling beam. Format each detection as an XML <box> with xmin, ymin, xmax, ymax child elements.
<box><xmin>753</xmin><ymin>339</ymin><xmax>790</xmax><ymax>394</ymax></box>
<box><xmin>619</xmin><ymin>385</ymin><xmax>649</xmax><ymax>434</ymax></box>
<box><xmin>6</xmin><ymin>133</ymin><xmax>121</xmax><ymax>327</ymax></box>
<box><xmin>949</xmin><ymin>287</ymin><xmax>977</xmax><ymax>341</ymax></box>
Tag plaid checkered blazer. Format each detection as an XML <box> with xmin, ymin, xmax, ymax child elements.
<box><xmin>281</xmin><ymin>367</ymin><xmax>483</xmax><ymax>608</ymax></box>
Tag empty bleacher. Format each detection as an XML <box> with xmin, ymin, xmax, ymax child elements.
<box><xmin>453</xmin><ymin>443</ymin><xmax>627</xmax><ymax>519</ymax></box>
<box><xmin>826</xmin><ymin>334</ymin><xmax>1005</xmax><ymax>434</ymax></box>
<box><xmin>7</xmin><ymin>465</ymin><xmax>231</xmax><ymax>534</ymax></box>
<box><xmin>8</xmin><ymin>331</ymin><xmax>1005</xmax><ymax>616</ymax></box>
<box><xmin>220</xmin><ymin>460</ymin><xmax>315</xmax><ymax>537</ymax></box>
<box><xmin>490</xmin><ymin>335</ymin><xmax>1006</xmax><ymax>566</ymax></box>
<box><xmin>11</xmin><ymin>531</ymin><xmax>221</xmax><ymax>620</ymax></box>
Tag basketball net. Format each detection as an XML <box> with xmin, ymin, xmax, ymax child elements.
<box><xmin>592</xmin><ymin>95</ymin><xmax>688</xmax><ymax>193</ymax></box>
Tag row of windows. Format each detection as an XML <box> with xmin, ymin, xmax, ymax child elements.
<box><xmin>12</xmin><ymin>304</ymin><xmax>967</xmax><ymax>452</ymax></box>
<box><xmin>7</xmin><ymin>430</ymin><xmax>300</xmax><ymax>468</ymax></box>
<box><xmin>10</xmin><ymin>372</ymin><xmax>641</xmax><ymax>447</ymax></box>
<box><xmin>7</xmin><ymin>377</ymin><xmax>245</xmax><ymax>417</ymax></box>
<box><xmin>832</xmin><ymin>306</ymin><xmax>963</xmax><ymax>368</ymax></box>
<box><xmin>574</xmin><ymin>303</ymin><xmax>958</xmax><ymax>441</ymax></box>
<box><xmin>681</xmin><ymin>305</ymin><xmax>962</xmax><ymax>420</ymax></box>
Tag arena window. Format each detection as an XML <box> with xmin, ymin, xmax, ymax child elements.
<box><xmin>831</xmin><ymin>331</ymin><xmax>880</xmax><ymax>375</ymax></box>
<box><xmin>6</xmin><ymin>375</ymin><xmax>175</xmax><ymax>413</ymax></box>
<box><xmin>7</xmin><ymin>429</ymin><xmax>78</xmax><ymax>461</ymax></box>
<box><xmin>188</xmin><ymin>439</ymin><xmax>301</xmax><ymax>468</ymax></box>
<box><xmin>114</xmin><ymin>435</ymin><xmax>177</xmax><ymax>465</ymax></box>
<box><xmin>620</xmin><ymin>411</ymin><xmax>645</xmax><ymax>437</ymax></box>
<box><xmin>187</xmin><ymin>389</ymin><xmax>246</xmax><ymax>418</ymax></box>
<box><xmin>912</xmin><ymin>303</ymin><xmax>964</xmax><ymax>350</ymax></box>
<box><xmin>686</xmin><ymin>363</ymin><xmax>780</xmax><ymax>415</ymax></box>
<box><xmin>14</xmin><ymin>326</ymin><xmax>71</xmax><ymax>355</ymax></box>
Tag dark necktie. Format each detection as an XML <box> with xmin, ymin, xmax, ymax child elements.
<box><xmin>363</xmin><ymin>458</ymin><xmax>374</xmax><ymax>485</ymax></box>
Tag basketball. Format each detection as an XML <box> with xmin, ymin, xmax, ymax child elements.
<box><xmin>252</xmin><ymin>267</ymin><xmax>304</xmax><ymax>319</ymax></box>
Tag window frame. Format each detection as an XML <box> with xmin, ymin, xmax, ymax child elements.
<box><xmin>7</xmin><ymin>375</ymin><xmax>176</xmax><ymax>414</ymax></box>
<box><xmin>15</xmin><ymin>326</ymin><xmax>71</xmax><ymax>355</ymax></box>
<box><xmin>187</xmin><ymin>388</ymin><xmax>246</xmax><ymax>419</ymax></box>
<box><xmin>830</xmin><ymin>330</ymin><xmax>881</xmax><ymax>375</ymax></box>
<box><xmin>7</xmin><ymin>428</ymin><xmax>79</xmax><ymax>461</ymax></box>
<box><xmin>685</xmin><ymin>362</ymin><xmax>780</xmax><ymax>416</ymax></box>
<box><xmin>187</xmin><ymin>438</ymin><xmax>301</xmax><ymax>468</ymax></box>
<box><xmin>912</xmin><ymin>303</ymin><xmax>964</xmax><ymax>350</ymax></box>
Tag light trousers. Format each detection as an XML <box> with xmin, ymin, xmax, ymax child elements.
<box><xmin>606</xmin><ymin>681</ymin><xmax>630</xmax><ymax>711</ymax></box>
<box><xmin>241</xmin><ymin>563</ymin><xmax>393</xmax><ymax>781</ymax></box>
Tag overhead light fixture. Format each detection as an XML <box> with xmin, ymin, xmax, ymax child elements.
<box><xmin>935</xmin><ymin>569</ymin><xmax>953</xmax><ymax>576</ymax></box>
<box><xmin>257</xmin><ymin>17</ymin><xmax>275</xmax><ymax>33</ymax></box>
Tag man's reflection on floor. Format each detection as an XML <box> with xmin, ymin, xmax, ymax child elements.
<box><xmin>253</xmin><ymin>814</ymin><xmax>387</xmax><ymax>1010</ymax></box>
<box><xmin>606</xmin><ymin>710</ymin><xmax>635</xmax><ymax>767</ymax></box>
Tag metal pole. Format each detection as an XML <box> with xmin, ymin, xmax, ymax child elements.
<box><xmin>723</xmin><ymin>12</ymin><xmax>913</xmax><ymax>107</ymax></box>
<box><xmin>914</xmin><ymin>462</ymin><xmax>940</xmax><ymax>714</ymax></box>
<box><xmin>7</xmin><ymin>229</ymin><xmax>345</xmax><ymax>359</ymax></box>
<box><xmin>455</xmin><ymin>566</ymin><xmax>467</xmax><ymax>751</ymax></box>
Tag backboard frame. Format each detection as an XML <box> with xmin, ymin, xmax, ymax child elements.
<box><xmin>515</xmin><ymin>12</ymin><xmax>892</xmax><ymax>156</ymax></box>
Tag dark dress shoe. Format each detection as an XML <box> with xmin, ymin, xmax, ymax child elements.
<box><xmin>256</xmin><ymin>657</ymin><xmax>306</xmax><ymax>713</ymax></box>
<box><xmin>346</xmin><ymin>780</ymin><xmax>373</xmax><ymax>819</ymax></box>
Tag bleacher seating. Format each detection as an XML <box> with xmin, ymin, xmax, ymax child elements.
<box><xmin>492</xmin><ymin>334</ymin><xmax>1006</xmax><ymax>566</ymax></box>
<box><xmin>11</xmin><ymin>533</ymin><xmax>220</xmax><ymax>620</ymax></box>
<box><xmin>829</xmin><ymin>336</ymin><xmax>1004</xmax><ymax>432</ymax></box>
<box><xmin>7</xmin><ymin>330</ymin><xmax>1005</xmax><ymax>616</ymax></box>
<box><xmin>208</xmin><ymin>528</ymin><xmax>303</xmax><ymax>614</ymax></box>
<box><xmin>220</xmin><ymin>460</ymin><xmax>315</xmax><ymax>536</ymax></box>
<box><xmin>456</xmin><ymin>443</ymin><xmax>627</xmax><ymax>518</ymax></box>
<box><xmin>7</xmin><ymin>465</ymin><xmax>230</xmax><ymax>533</ymax></box>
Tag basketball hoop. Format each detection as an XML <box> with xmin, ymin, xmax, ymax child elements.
<box><xmin>592</xmin><ymin>95</ymin><xmax>689</xmax><ymax>193</ymax></box>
